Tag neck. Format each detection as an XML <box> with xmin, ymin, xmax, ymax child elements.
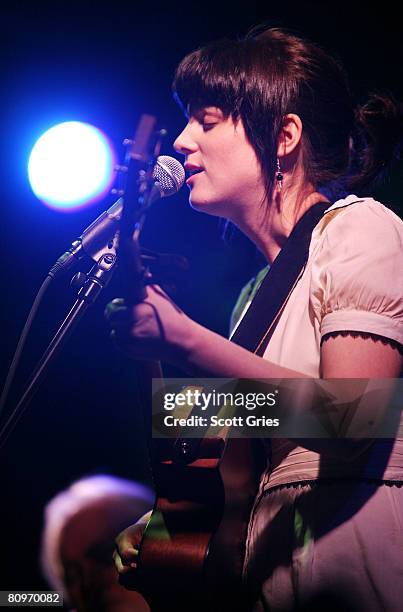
<box><xmin>235</xmin><ymin>185</ymin><xmax>329</xmax><ymax>264</ymax></box>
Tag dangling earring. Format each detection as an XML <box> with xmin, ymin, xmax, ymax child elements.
<box><xmin>276</xmin><ymin>158</ymin><xmax>283</xmax><ymax>191</ymax></box>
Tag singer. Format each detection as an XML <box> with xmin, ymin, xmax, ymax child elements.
<box><xmin>107</xmin><ymin>26</ymin><xmax>403</xmax><ymax>611</ymax></box>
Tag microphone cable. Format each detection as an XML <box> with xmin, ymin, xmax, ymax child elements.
<box><xmin>0</xmin><ymin>240</ymin><xmax>79</xmax><ymax>422</ymax></box>
<box><xmin>0</xmin><ymin>273</ymin><xmax>54</xmax><ymax>421</ymax></box>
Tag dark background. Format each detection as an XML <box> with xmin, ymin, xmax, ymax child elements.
<box><xmin>1</xmin><ymin>0</ymin><xmax>402</xmax><ymax>596</ymax></box>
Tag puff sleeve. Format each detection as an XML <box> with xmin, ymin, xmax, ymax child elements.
<box><xmin>310</xmin><ymin>199</ymin><xmax>403</xmax><ymax>346</ymax></box>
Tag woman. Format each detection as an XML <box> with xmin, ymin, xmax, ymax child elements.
<box><xmin>108</xmin><ymin>27</ymin><xmax>403</xmax><ymax>611</ymax></box>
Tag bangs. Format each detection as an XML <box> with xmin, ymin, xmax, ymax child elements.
<box><xmin>172</xmin><ymin>39</ymin><xmax>246</xmax><ymax>117</ymax></box>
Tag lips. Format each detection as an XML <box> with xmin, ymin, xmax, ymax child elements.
<box><xmin>184</xmin><ymin>163</ymin><xmax>204</xmax><ymax>186</ymax></box>
<box><xmin>186</xmin><ymin>173</ymin><xmax>203</xmax><ymax>187</ymax></box>
<box><xmin>184</xmin><ymin>163</ymin><xmax>204</xmax><ymax>177</ymax></box>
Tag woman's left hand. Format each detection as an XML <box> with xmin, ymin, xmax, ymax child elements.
<box><xmin>104</xmin><ymin>285</ymin><xmax>195</xmax><ymax>365</ymax></box>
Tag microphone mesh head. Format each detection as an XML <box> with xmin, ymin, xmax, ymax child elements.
<box><xmin>152</xmin><ymin>156</ymin><xmax>185</xmax><ymax>196</ymax></box>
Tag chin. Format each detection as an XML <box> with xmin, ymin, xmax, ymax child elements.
<box><xmin>189</xmin><ymin>194</ymin><xmax>229</xmax><ymax>218</ymax></box>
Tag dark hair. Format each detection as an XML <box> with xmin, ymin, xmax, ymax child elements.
<box><xmin>173</xmin><ymin>27</ymin><xmax>403</xmax><ymax>200</ymax></box>
<box><xmin>350</xmin><ymin>92</ymin><xmax>403</xmax><ymax>192</ymax></box>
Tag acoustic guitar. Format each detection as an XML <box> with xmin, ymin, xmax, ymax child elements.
<box><xmin>117</xmin><ymin>116</ymin><xmax>265</xmax><ymax>611</ymax></box>
<box><xmin>135</xmin><ymin>436</ymin><xmax>264</xmax><ymax>611</ymax></box>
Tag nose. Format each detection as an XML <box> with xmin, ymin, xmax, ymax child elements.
<box><xmin>173</xmin><ymin>124</ymin><xmax>197</xmax><ymax>156</ymax></box>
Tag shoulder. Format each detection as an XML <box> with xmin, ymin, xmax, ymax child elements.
<box><xmin>314</xmin><ymin>195</ymin><xmax>403</xmax><ymax>251</ymax></box>
<box><xmin>310</xmin><ymin>194</ymin><xmax>402</xmax><ymax>279</ymax></box>
<box><xmin>309</xmin><ymin>195</ymin><xmax>403</xmax><ymax>345</ymax></box>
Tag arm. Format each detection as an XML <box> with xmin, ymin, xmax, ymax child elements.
<box><xmin>106</xmin><ymin>288</ymin><xmax>402</xmax><ymax>457</ymax></box>
<box><xmin>106</xmin><ymin>289</ymin><xmax>401</xmax><ymax>378</ymax></box>
<box><xmin>105</xmin><ymin>288</ymin><xmax>309</xmax><ymax>378</ymax></box>
<box><xmin>180</xmin><ymin>318</ymin><xmax>309</xmax><ymax>378</ymax></box>
<box><xmin>186</xmin><ymin>319</ymin><xmax>402</xmax><ymax>379</ymax></box>
<box><xmin>321</xmin><ymin>332</ymin><xmax>402</xmax><ymax>378</ymax></box>
<box><xmin>304</xmin><ymin>333</ymin><xmax>402</xmax><ymax>456</ymax></box>
<box><xmin>187</xmin><ymin>326</ymin><xmax>401</xmax><ymax>457</ymax></box>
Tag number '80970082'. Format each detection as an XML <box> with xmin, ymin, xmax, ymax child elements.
<box><xmin>0</xmin><ymin>592</ymin><xmax>62</xmax><ymax>607</ymax></box>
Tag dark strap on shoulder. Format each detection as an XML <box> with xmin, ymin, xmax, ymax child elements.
<box><xmin>231</xmin><ymin>203</ymin><xmax>330</xmax><ymax>355</ymax></box>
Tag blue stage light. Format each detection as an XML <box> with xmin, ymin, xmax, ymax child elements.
<box><xmin>28</xmin><ymin>121</ymin><xmax>116</xmax><ymax>211</ymax></box>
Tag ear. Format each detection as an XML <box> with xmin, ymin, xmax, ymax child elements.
<box><xmin>277</xmin><ymin>114</ymin><xmax>303</xmax><ymax>158</ymax></box>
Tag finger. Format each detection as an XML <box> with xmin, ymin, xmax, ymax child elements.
<box><xmin>104</xmin><ymin>298</ymin><xmax>131</xmax><ymax>323</ymax></box>
<box><xmin>120</xmin><ymin>546</ymin><xmax>139</xmax><ymax>565</ymax></box>
<box><xmin>107</xmin><ymin>297</ymin><xmax>125</xmax><ymax>308</ymax></box>
<box><xmin>106</xmin><ymin>308</ymin><xmax>133</xmax><ymax>327</ymax></box>
<box><xmin>113</xmin><ymin>549</ymin><xmax>138</xmax><ymax>573</ymax></box>
<box><xmin>112</xmin><ymin>551</ymin><xmax>126</xmax><ymax>573</ymax></box>
<box><xmin>115</xmin><ymin>541</ymin><xmax>139</xmax><ymax>565</ymax></box>
<box><xmin>114</xmin><ymin>556</ymin><xmax>135</xmax><ymax>574</ymax></box>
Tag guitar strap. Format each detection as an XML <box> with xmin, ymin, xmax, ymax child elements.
<box><xmin>230</xmin><ymin>202</ymin><xmax>330</xmax><ymax>355</ymax></box>
<box><xmin>171</xmin><ymin>202</ymin><xmax>331</xmax><ymax>465</ymax></box>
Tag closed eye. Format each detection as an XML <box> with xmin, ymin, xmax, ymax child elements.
<box><xmin>202</xmin><ymin>122</ymin><xmax>217</xmax><ymax>132</ymax></box>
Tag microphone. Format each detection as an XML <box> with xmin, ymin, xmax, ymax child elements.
<box><xmin>48</xmin><ymin>156</ymin><xmax>185</xmax><ymax>278</ymax></box>
<box><xmin>152</xmin><ymin>155</ymin><xmax>186</xmax><ymax>196</ymax></box>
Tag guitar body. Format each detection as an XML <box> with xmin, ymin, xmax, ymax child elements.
<box><xmin>135</xmin><ymin>436</ymin><xmax>265</xmax><ymax>611</ymax></box>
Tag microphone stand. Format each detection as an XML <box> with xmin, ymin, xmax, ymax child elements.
<box><xmin>0</xmin><ymin>252</ymin><xmax>118</xmax><ymax>448</ymax></box>
<box><xmin>0</xmin><ymin>114</ymin><xmax>164</xmax><ymax>450</ymax></box>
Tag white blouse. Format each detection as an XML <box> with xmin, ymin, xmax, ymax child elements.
<box><xmin>239</xmin><ymin>195</ymin><xmax>403</xmax><ymax>486</ymax></box>
<box><xmin>263</xmin><ymin>194</ymin><xmax>403</xmax><ymax>377</ymax></box>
